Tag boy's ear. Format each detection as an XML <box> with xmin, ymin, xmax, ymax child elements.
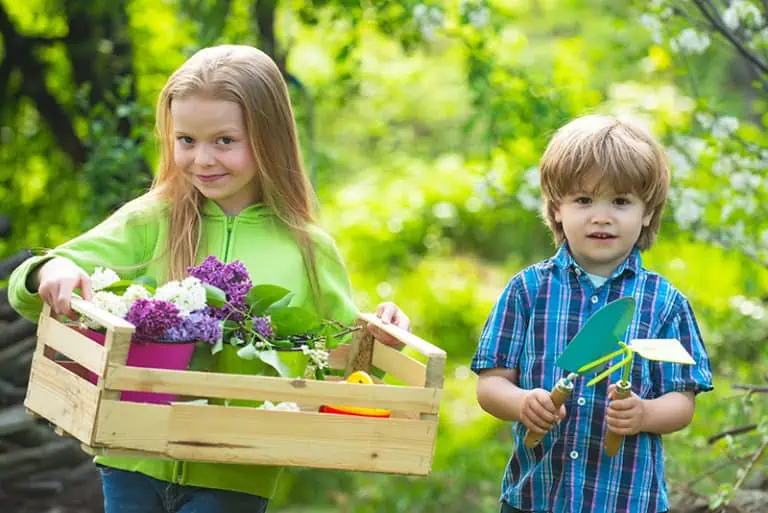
<box><xmin>642</xmin><ymin>210</ymin><xmax>653</xmax><ymax>227</ymax></box>
<box><xmin>553</xmin><ymin>205</ymin><xmax>562</xmax><ymax>223</ymax></box>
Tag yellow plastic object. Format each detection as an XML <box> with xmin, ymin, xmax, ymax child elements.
<box><xmin>319</xmin><ymin>371</ymin><xmax>392</xmax><ymax>418</ymax></box>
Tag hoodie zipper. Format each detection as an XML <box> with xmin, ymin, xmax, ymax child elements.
<box><xmin>223</xmin><ymin>216</ymin><xmax>235</xmax><ymax>262</ymax></box>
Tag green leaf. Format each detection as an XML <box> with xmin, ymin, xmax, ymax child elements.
<box><xmin>236</xmin><ymin>344</ymin><xmax>260</xmax><ymax>360</ymax></box>
<box><xmin>222</xmin><ymin>320</ymin><xmax>240</xmax><ymax>332</ymax></box>
<box><xmin>246</xmin><ymin>285</ymin><xmax>294</xmax><ymax>315</ymax></box>
<box><xmin>100</xmin><ymin>280</ymin><xmax>136</xmax><ymax>294</ymax></box>
<box><xmin>271</xmin><ymin>339</ymin><xmax>295</xmax><ymax>349</ymax></box>
<box><xmin>188</xmin><ymin>343</ymin><xmax>216</xmax><ymax>371</ymax></box>
<box><xmin>256</xmin><ymin>349</ymin><xmax>293</xmax><ymax>377</ymax></box>
<box><xmin>211</xmin><ymin>339</ymin><xmax>224</xmax><ymax>355</ymax></box>
<box><xmin>203</xmin><ymin>283</ymin><xmax>227</xmax><ymax>308</ymax></box>
<box><xmin>268</xmin><ymin>307</ymin><xmax>321</xmax><ymax>337</ymax></box>
<box><xmin>134</xmin><ymin>275</ymin><xmax>157</xmax><ymax>289</ymax></box>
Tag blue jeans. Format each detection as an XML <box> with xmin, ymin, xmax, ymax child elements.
<box><xmin>99</xmin><ymin>465</ymin><xmax>269</xmax><ymax>513</ymax></box>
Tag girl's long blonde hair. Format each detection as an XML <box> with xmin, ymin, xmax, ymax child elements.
<box><xmin>139</xmin><ymin>45</ymin><xmax>322</xmax><ymax>307</ymax></box>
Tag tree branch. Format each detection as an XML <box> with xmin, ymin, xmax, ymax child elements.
<box><xmin>0</xmin><ymin>3</ymin><xmax>86</xmax><ymax>166</ymax></box>
<box><xmin>692</xmin><ymin>0</ymin><xmax>768</xmax><ymax>75</ymax></box>
<box><xmin>708</xmin><ymin>423</ymin><xmax>758</xmax><ymax>444</ymax></box>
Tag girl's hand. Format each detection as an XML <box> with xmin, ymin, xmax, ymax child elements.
<box><xmin>36</xmin><ymin>257</ymin><xmax>93</xmax><ymax>319</ymax></box>
<box><xmin>606</xmin><ymin>384</ymin><xmax>646</xmax><ymax>435</ymax></box>
<box><xmin>368</xmin><ymin>301</ymin><xmax>411</xmax><ymax>349</ymax></box>
<box><xmin>521</xmin><ymin>388</ymin><xmax>566</xmax><ymax>434</ymax></box>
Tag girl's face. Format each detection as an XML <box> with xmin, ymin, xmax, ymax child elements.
<box><xmin>171</xmin><ymin>95</ymin><xmax>260</xmax><ymax>216</ymax></box>
<box><xmin>555</xmin><ymin>178</ymin><xmax>652</xmax><ymax>277</ymax></box>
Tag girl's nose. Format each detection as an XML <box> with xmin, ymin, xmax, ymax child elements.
<box><xmin>194</xmin><ymin>145</ymin><xmax>216</xmax><ymax>167</ymax></box>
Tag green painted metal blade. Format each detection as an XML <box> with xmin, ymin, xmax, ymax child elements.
<box><xmin>555</xmin><ymin>297</ymin><xmax>636</xmax><ymax>374</ymax></box>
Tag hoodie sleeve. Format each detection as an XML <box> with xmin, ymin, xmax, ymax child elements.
<box><xmin>7</xmin><ymin>204</ymin><xmax>159</xmax><ymax>322</ymax></box>
<box><xmin>309</xmin><ymin>227</ymin><xmax>359</xmax><ymax>328</ymax></box>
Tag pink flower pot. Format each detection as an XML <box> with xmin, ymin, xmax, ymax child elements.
<box><xmin>82</xmin><ymin>328</ymin><xmax>196</xmax><ymax>404</ymax></box>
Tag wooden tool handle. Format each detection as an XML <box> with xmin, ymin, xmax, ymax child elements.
<box><xmin>605</xmin><ymin>381</ymin><xmax>632</xmax><ymax>456</ymax></box>
<box><xmin>523</xmin><ymin>380</ymin><xmax>573</xmax><ymax>449</ymax></box>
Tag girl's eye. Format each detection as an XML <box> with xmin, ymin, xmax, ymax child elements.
<box><xmin>216</xmin><ymin>136</ymin><xmax>233</xmax><ymax>145</ymax></box>
<box><xmin>574</xmin><ymin>196</ymin><xmax>592</xmax><ymax>205</ymax></box>
<box><xmin>177</xmin><ymin>136</ymin><xmax>194</xmax><ymax>145</ymax></box>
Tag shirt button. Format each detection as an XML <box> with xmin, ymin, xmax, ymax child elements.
<box><xmin>574</xmin><ymin>268</ymin><xmax>582</xmax><ymax>276</ymax></box>
<box><xmin>577</xmin><ymin>397</ymin><xmax>586</xmax><ymax>406</ymax></box>
<box><xmin>590</xmin><ymin>295</ymin><xmax>598</xmax><ymax>304</ymax></box>
<box><xmin>570</xmin><ymin>450</ymin><xmax>579</xmax><ymax>460</ymax></box>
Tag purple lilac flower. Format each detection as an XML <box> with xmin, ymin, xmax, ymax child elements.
<box><xmin>164</xmin><ymin>311</ymin><xmax>222</xmax><ymax>344</ymax></box>
<box><xmin>126</xmin><ymin>299</ymin><xmax>183</xmax><ymax>340</ymax></box>
<box><xmin>188</xmin><ymin>256</ymin><xmax>252</xmax><ymax>321</ymax></box>
<box><xmin>252</xmin><ymin>316</ymin><xmax>273</xmax><ymax>338</ymax></box>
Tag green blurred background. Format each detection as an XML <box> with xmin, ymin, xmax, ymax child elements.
<box><xmin>0</xmin><ymin>1</ymin><xmax>766</xmax><ymax>511</ymax></box>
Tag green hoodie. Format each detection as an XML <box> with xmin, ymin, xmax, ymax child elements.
<box><xmin>8</xmin><ymin>198</ymin><xmax>358</xmax><ymax>499</ymax></box>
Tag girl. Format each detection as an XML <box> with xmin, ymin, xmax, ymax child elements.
<box><xmin>9</xmin><ymin>45</ymin><xmax>410</xmax><ymax>513</ymax></box>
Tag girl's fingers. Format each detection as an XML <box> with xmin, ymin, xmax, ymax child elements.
<box><xmin>79</xmin><ymin>273</ymin><xmax>94</xmax><ymax>302</ymax></box>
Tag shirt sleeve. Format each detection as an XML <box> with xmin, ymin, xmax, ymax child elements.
<box><xmin>7</xmin><ymin>205</ymin><xmax>155</xmax><ymax>322</ymax></box>
<box><xmin>651</xmin><ymin>295</ymin><xmax>714</xmax><ymax>396</ymax></box>
<box><xmin>471</xmin><ymin>278</ymin><xmax>528</xmax><ymax>373</ymax></box>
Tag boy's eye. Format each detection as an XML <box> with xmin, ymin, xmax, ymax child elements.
<box><xmin>614</xmin><ymin>197</ymin><xmax>632</xmax><ymax>206</ymax></box>
<box><xmin>216</xmin><ymin>136</ymin><xmax>233</xmax><ymax>145</ymax></box>
<box><xmin>574</xmin><ymin>196</ymin><xmax>592</xmax><ymax>205</ymax></box>
<box><xmin>177</xmin><ymin>136</ymin><xmax>194</xmax><ymax>145</ymax></box>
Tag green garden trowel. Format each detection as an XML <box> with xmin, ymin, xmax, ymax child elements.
<box><xmin>523</xmin><ymin>297</ymin><xmax>636</xmax><ymax>449</ymax></box>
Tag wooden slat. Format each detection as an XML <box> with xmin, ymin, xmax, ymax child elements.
<box><xmin>70</xmin><ymin>296</ymin><xmax>134</xmax><ymax>331</ymax></box>
<box><xmin>38</xmin><ymin>318</ymin><xmax>106</xmax><ymax>376</ymax></box>
<box><xmin>92</xmin><ymin>400</ymin><xmax>170</xmax><ymax>453</ymax></box>
<box><xmin>372</xmin><ymin>341</ymin><xmax>427</xmax><ymax>386</ymax></box>
<box><xmin>105</xmin><ymin>366</ymin><xmax>440</xmax><ymax>414</ymax></box>
<box><xmin>358</xmin><ymin>313</ymin><xmax>445</xmax><ymax>358</ymax></box>
<box><xmin>24</xmin><ymin>353</ymin><xmax>100</xmax><ymax>445</ymax></box>
<box><xmin>165</xmin><ymin>404</ymin><xmax>437</xmax><ymax>475</ymax></box>
<box><xmin>420</xmin><ymin>352</ymin><xmax>446</xmax><ymax>422</ymax></box>
<box><xmin>327</xmin><ymin>343</ymin><xmax>350</xmax><ymax>370</ymax></box>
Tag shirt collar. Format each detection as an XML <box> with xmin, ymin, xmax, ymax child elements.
<box><xmin>551</xmin><ymin>243</ymin><xmax>642</xmax><ymax>279</ymax></box>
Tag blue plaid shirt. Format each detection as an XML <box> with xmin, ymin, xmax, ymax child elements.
<box><xmin>471</xmin><ymin>245</ymin><xmax>713</xmax><ymax>513</ymax></box>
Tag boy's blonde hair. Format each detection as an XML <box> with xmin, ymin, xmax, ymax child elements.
<box><xmin>539</xmin><ymin>115</ymin><xmax>670</xmax><ymax>251</ymax></box>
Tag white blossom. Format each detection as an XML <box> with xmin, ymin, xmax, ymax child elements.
<box><xmin>667</xmin><ymin>147</ymin><xmax>692</xmax><ymax>179</ymax></box>
<box><xmin>259</xmin><ymin>401</ymin><xmax>300</xmax><ymax>411</ymax></box>
<box><xmin>301</xmin><ymin>344</ymin><xmax>329</xmax><ymax>370</ymax></box>
<box><xmin>640</xmin><ymin>14</ymin><xmax>663</xmax><ymax>44</ymax></box>
<box><xmin>84</xmin><ymin>291</ymin><xmax>131</xmax><ymax>328</ymax></box>
<box><xmin>123</xmin><ymin>284</ymin><xmax>151</xmax><ymax>302</ymax></box>
<box><xmin>670</xmin><ymin>28</ymin><xmax>710</xmax><ymax>55</ymax></box>
<box><xmin>711</xmin><ymin>116</ymin><xmax>739</xmax><ymax>139</ymax></box>
<box><xmin>154</xmin><ymin>277</ymin><xmax>207</xmax><ymax>316</ymax></box>
<box><xmin>672</xmin><ymin>188</ymin><xmax>705</xmax><ymax>228</ymax></box>
<box><xmin>723</xmin><ymin>1</ymin><xmax>763</xmax><ymax>31</ymax></box>
<box><xmin>91</xmin><ymin>267</ymin><xmax>120</xmax><ymax>291</ymax></box>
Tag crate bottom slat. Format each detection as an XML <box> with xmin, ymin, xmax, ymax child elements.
<box><xmin>88</xmin><ymin>401</ymin><xmax>437</xmax><ymax>475</ymax></box>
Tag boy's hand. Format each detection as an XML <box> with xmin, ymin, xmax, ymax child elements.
<box><xmin>521</xmin><ymin>388</ymin><xmax>566</xmax><ymax>434</ymax></box>
<box><xmin>606</xmin><ymin>384</ymin><xmax>646</xmax><ymax>435</ymax></box>
<box><xmin>368</xmin><ymin>302</ymin><xmax>411</xmax><ymax>349</ymax></box>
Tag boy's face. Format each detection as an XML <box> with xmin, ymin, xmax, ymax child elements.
<box><xmin>554</xmin><ymin>180</ymin><xmax>652</xmax><ymax>277</ymax></box>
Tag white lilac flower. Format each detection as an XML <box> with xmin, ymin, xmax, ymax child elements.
<box><xmin>259</xmin><ymin>401</ymin><xmax>300</xmax><ymax>411</ymax></box>
<box><xmin>301</xmin><ymin>345</ymin><xmax>329</xmax><ymax>370</ymax></box>
<box><xmin>670</xmin><ymin>28</ymin><xmax>710</xmax><ymax>55</ymax></box>
<box><xmin>122</xmin><ymin>284</ymin><xmax>151</xmax><ymax>302</ymax></box>
<box><xmin>91</xmin><ymin>267</ymin><xmax>120</xmax><ymax>291</ymax></box>
<box><xmin>154</xmin><ymin>277</ymin><xmax>207</xmax><ymax>316</ymax></box>
<box><xmin>85</xmin><ymin>291</ymin><xmax>131</xmax><ymax>328</ymax></box>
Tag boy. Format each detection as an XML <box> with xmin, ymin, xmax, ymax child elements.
<box><xmin>471</xmin><ymin>115</ymin><xmax>713</xmax><ymax>513</ymax></box>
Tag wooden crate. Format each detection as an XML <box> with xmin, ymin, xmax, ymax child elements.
<box><xmin>25</xmin><ymin>297</ymin><xmax>446</xmax><ymax>475</ymax></box>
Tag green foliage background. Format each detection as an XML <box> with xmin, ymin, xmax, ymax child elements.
<box><xmin>1</xmin><ymin>1</ymin><xmax>766</xmax><ymax>511</ymax></box>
